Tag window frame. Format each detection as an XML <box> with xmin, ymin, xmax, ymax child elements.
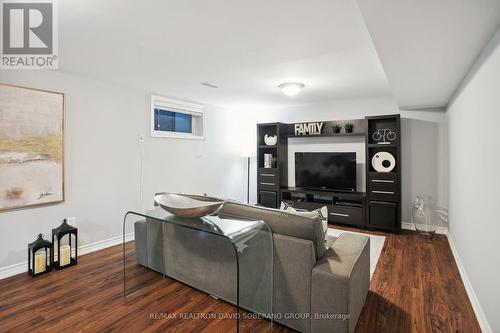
<box><xmin>150</xmin><ymin>95</ymin><xmax>205</xmax><ymax>140</ymax></box>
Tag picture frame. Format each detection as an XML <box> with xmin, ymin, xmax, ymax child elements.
<box><xmin>0</xmin><ymin>83</ymin><xmax>65</xmax><ymax>211</ymax></box>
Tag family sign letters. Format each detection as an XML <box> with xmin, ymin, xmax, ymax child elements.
<box><xmin>294</xmin><ymin>122</ymin><xmax>324</xmax><ymax>136</ymax></box>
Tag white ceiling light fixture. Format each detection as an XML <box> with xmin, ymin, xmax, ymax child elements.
<box><xmin>278</xmin><ymin>82</ymin><xmax>305</xmax><ymax>96</ymax></box>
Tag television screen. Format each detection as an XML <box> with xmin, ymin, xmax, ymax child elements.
<box><xmin>295</xmin><ymin>152</ymin><xmax>356</xmax><ymax>192</ymax></box>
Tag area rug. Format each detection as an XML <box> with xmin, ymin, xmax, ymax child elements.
<box><xmin>326</xmin><ymin>228</ymin><xmax>385</xmax><ymax>280</ymax></box>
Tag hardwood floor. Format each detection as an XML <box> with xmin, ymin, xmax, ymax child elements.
<box><xmin>0</xmin><ymin>229</ymin><xmax>480</xmax><ymax>333</ymax></box>
<box><xmin>353</xmin><ymin>229</ymin><xmax>480</xmax><ymax>333</ymax></box>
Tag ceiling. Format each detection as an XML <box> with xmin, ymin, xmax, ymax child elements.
<box><xmin>57</xmin><ymin>0</ymin><xmax>500</xmax><ymax>109</ymax></box>
<box><xmin>58</xmin><ymin>0</ymin><xmax>392</xmax><ymax>108</ymax></box>
<box><xmin>357</xmin><ymin>0</ymin><xmax>500</xmax><ymax>109</ymax></box>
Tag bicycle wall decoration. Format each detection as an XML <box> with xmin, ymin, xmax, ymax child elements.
<box><xmin>372</xmin><ymin>128</ymin><xmax>397</xmax><ymax>144</ymax></box>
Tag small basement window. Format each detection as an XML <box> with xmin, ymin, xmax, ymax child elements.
<box><xmin>151</xmin><ymin>95</ymin><xmax>204</xmax><ymax>139</ymax></box>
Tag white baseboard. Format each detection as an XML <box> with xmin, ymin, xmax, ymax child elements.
<box><xmin>401</xmin><ymin>221</ymin><xmax>448</xmax><ymax>235</ymax></box>
<box><xmin>0</xmin><ymin>261</ymin><xmax>27</xmax><ymax>281</ymax></box>
<box><xmin>78</xmin><ymin>233</ymin><xmax>134</xmax><ymax>256</ymax></box>
<box><xmin>0</xmin><ymin>233</ymin><xmax>134</xmax><ymax>281</ymax></box>
<box><xmin>447</xmin><ymin>234</ymin><xmax>492</xmax><ymax>333</ymax></box>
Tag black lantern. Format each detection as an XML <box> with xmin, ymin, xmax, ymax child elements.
<box><xmin>28</xmin><ymin>234</ymin><xmax>52</xmax><ymax>277</ymax></box>
<box><xmin>51</xmin><ymin>219</ymin><xmax>78</xmax><ymax>269</ymax></box>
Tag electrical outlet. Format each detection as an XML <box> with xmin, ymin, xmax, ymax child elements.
<box><xmin>137</xmin><ymin>134</ymin><xmax>144</xmax><ymax>143</ymax></box>
<box><xmin>66</xmin><ymin>216</ymin><xmax>76</xmax><ymax>227</ymax></box>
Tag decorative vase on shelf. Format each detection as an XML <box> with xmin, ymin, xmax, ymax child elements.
<box><xmin>264</xmin><ymin>154</ymin><xmax>274</xmax><ymax>168</ymax></box>
<box><xmin>331</xmin><ymin>124</ymin><xmax>341</xmax><ymax>133</ymax></box>
<box><xmin>344</xmin><ymin>123</ymin><xmax>353</xmax><ymax>133</ymax></box>
<box><xmin>412</xmin><ymin>196</ymin><xmax>436</xmax><ymax>238</ymax></box>
<box><xmin>264</xmin><ymin>134</ymin><xmax>277</xmax><ymax>146</ymax></box>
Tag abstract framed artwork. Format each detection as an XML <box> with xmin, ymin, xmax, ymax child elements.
<box><xmin>0</xmin><ymin>83</ymin><xmax>64</xmax><ymax>211</ymax></box>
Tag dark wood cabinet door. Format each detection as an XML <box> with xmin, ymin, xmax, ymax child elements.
<box><xmin>259</xmin><ymin>191</ymin><xmax>277</xmax><ymax>208</ymax></box>
<box><xmin>368</xmin><ymin>200</ymin><xmax>398</xmax><ymax>229</ymax></box>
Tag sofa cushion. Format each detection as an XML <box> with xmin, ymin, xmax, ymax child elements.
<box><xmin>218</xmin><ymin>200</ymin><xmax>326</xmax><ymax>259</ymax></box>
<box><xmin>279</xmin><ymin>201</ymin><xmax>328</xmax><ymax>235</ymax></box>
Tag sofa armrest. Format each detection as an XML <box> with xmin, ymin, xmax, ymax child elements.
<box><xmin>311</xmin><ymin>233</ymin><xmax>370</xmax><ymax>333</ymax></box>
<box><xmin>273</xmin><ymin>233</ymin><xmax>316</xmax><ymax>333</ymax></box>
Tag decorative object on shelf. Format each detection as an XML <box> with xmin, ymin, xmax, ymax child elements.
<box><xmin>28</xmin><ymin>234</ymin><xmax>52</xmax><ymax>277</ymax></box>
<box><xmin>154</xmin><ymin>193</ymin><xmax>224</xmax><ymax>218</ymax></box>
<box><xmin>0</xmin><ymin>84</ymin><xmax>64</xmax><ymax>212</ymax></box>
<box><xmin>264</xmin><ymin>134</ymin><xmax>277</xmax><ymax>146</ymax></box>
<box><xmin>372</xmin><ymin>128</ymin><xmax>397</xmax><ymax>144</ymax></box>
<box><xmin>371</xmin><ymin>151</ymin><xmax>396</xmax><ymax>172</ymax></box>
<box><xmin>52</xmin><ymin>219</ymin><xmax>78</xmax><ymax>269</ymax></box>
<box><xmin>412</xmin><ymin>196</ymin><xmax>436</xmax><ymax>238</ymax></box>
<box><xmin>331</xmin><ymin>123</ymin><xmax>341</xmax><ymax>133</ymax></box>
<box><xmin>294</xmin><ymin>122</ymin><xmax>324</xmax><ymax>136</ymax></box>
<box><xmin>264</xmin><ymin>153</ymin><xmax>275</xmax><ymax>168</ymax></box>
<box><xmin>344</xmin><ymin>122</ymin><xmax>354</xmax><ymax>133</ymax></box>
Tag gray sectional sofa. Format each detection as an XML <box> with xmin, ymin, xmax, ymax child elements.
<box><xmin>134</xmin><ymin>200</ymin><xmax>370</xmax><ymax>333</ymax></box>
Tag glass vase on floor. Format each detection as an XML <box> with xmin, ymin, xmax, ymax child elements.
<box><xmin>412</xmin><ymin>196</ymin><xmax>436</xmax><ymax>238</ymax></box>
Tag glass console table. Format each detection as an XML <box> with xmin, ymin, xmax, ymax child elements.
<box><xmin>122</xmin><ymin>207</ymin><xmax>273</xmax><ymax>332</ymax></box>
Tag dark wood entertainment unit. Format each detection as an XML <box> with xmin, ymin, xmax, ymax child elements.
<box><xmin>281</xmin><ymin>188</ymin><xmax>366</xmax><ymax>228</ymax></box>
<box><xmin>257</xmin><ymin>114</ymin><xmax>402</xmax><ymax>232</ymax></box>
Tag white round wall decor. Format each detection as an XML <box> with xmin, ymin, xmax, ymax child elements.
<box><xmin>371</xmin><ymin>152</ymin><xmax>396</xmax><ymax>172</ymax></box>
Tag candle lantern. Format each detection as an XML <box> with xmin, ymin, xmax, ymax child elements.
<box><xmin>28</xmin><ymin>234</ymin><xmax>52</xmax><ymax>277</ymax></box>
<box><xmin>51</xmin><ymin>219</ymin><xmax>78</xmax><ymax>269</ymax></box>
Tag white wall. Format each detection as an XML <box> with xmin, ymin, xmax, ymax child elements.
<box><xmin>0</xmin><ymin>76</ymin><xmax>449</xmax><ymax>272</ymax></box>
<box><xmin>447</xmin><ymin>27</ymin><xmax>500</xmax><ymax>333</ymax></box>
<box><xmin>239</xmin><ymin>96</ymin><xmax>448</xmax><ymax>223</ymax></box>
<box><xmin>0</xmin><ymin>71</ymin><xmax>245</xmax><ymax>269</ymax></box>
<box><xmin>140</xmin><ymin>106</ymin><xmax>247</xmax><ymax>205</ymax></box>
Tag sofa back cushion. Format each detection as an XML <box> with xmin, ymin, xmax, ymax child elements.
<box><xmin>280</xmin><ymin>202</ymin><xmax>328</xmax><ymax>235</ymax></box>
<box><xmin>218</xmin><ymin>201</ymin><xmax>326</xmax><ymax>259</ymax></box>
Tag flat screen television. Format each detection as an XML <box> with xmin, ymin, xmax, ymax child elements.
<box><xmin>295</xmin><ymin>152</ymin><xmax>356</xmax><ymax>192</ymax></box>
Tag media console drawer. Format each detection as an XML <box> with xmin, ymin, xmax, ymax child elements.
<box><xmin>258</xmin><ymin>169</ymin><xmax>277</xmax><ymax>177</ymax></box>
<box><xmin>328</xmin><ymin>206</ymin><xmax>363</xmax><ymax>226</ymax></box>
<box><xmin>368</xmin><ymin>172</ymin><xmax>397</xmax><ymax>182</ymax></box>
<box><xmin>258</xmin><ymin>181</ymin><xmax>279</xmax><ymax>190</ymax></box>
<box><xmin>368</xmin><ymin>190</ymin><xmax>397</xmax><ymax>202</ymax></box>
<box><xmin>257</xmin><ymin>169</ymin><xmax>278</xmax><ymax>189</ymax></box>
<box><xmin>258</xmin><ymin>172</ymin><xmax>277</xmax><ymax>186</ymax></box>
<box><xmin>369</xmin><ymin>180</ymin><xmax>398</xmax><ymax>194</ymax></box>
